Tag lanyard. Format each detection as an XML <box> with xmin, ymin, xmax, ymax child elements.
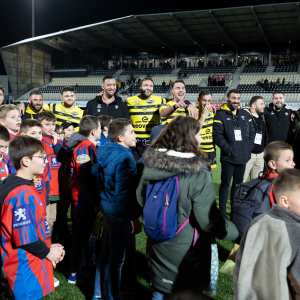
<box><xmin>232</xmin><ymin>113</ymin><xmax>239</xmax><ymax>128</ymax></box>
<box><xmin>251</xmin><ymin>114</ymin><xmax>263</xmax><ymax>133</ymax></box>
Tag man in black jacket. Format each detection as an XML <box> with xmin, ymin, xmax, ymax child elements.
<box><xmin>21</xmin><ymin>90</ymin><xmax>44</xmax><ymax>121</ymax></box>
<box><xmin>264</xmin><ymin>91</ymin><xmax>292</xmax><ymax>144</ymax></box>
<box><xmin>213</xmin><ymin>89</ymin><xmax>255</xmax><ymax>219</ymax></box>
<box><xmin>84</xmin><ymin>75</ymin><xmax>130</xmax><ymax>119</ymax></box>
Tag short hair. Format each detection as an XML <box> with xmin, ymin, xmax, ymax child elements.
<box><xmin>29</xmin><ymin>90</ymin><xmax>43</xmax><ymax>99</ymax></box>
<box><xmin>20</xmin><ymin>119</ymin><xmax>43</xmax><ymax>133</ymax></box>
<box><xmin>0</xmin><ymin>125</ymin><xmax>10</xmax><ymax>142</ymax></box>
<box><xmin>9</xmin><ymin>135</ymin><xmax>45</xmax><ymax>170</ymax></box>
<box><xmin>0</xmin><ymin>104</ymin><xmax>19</xmax><ymax>120</ymax></box>
<box><xmin>140</xmin><ymin>77</ymin><xmax>154</xmax><ymax>86</ymax></box>
<box><xmin>171</xmin><ymin>79</ymin><xmax>185</xmax><ymax>90</ymax></box>
<box><xmin>38</xmin><ymin>111</ymin><xmax>56</xmax><ymax>122</ymax></box>
<box><xmin>56</xmin><ymin>124</ymin><xmax>63</xmax><ymax>132</ymax></box>
<box><xmin>227</xmin><ymin>89</ymin><xmax>240</xmax><ymax>98</ymax></box>
<box><xmin>99</xmin><ymin>115</ymin><xmax>113</xmax><ymax>131</ymax></box>
<box><xmin>249</xmin><ymin>96</ymin><xmax>263</xmax><ymax>107</ymax></box>
<box><xmin>61</xmin><ymin>86</ymin><xmax>75</xmax><ymax>95</ymax></box>
<box><xmin>273</xmin><ymin>168</ymin><xmax>300</xmax><ymax>200</ymax></box>
<box><xmin>103</xmin><ymin>75</ymin><xmax>115</xmax><ymax>83</ymax></box>
<box><xmin>79</xmin><ymin>115</ymin><xmax>100</xmax><ymax>137</ymax></box>
<box><xmin>108</xmin><ymin>118</ymin><xmax>132</xmax><ymax>143</ymax></box>
<box><xmin>273</xmin><ymin>90</ymin><xmax>284</xmax><ymax>98</ymax></box>
<box><xmin>264</xmin><ymin>141</ymin><xmax>293</xmax><ymax>165</ymax></box>
<box><xmin>198</xmin><ymin>89</ymin><xmax>212</xmax><ymax>99</ymax></box>
<box><xmin>0</xmin><ymin>85</ymin><xmax>5</xmax><ymax>94</ymax></box>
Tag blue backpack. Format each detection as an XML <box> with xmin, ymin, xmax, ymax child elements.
<box><xmin>143</xmin><ymin>175</ymin><xmax>186</xmax><ymax>242</ymax></box>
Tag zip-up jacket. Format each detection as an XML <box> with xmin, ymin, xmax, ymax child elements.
<box><xmin>264</xmin><ymin>103</ymin><xmax>291</xmax><ymax>143</ymax></box>
<box><xmin>213</xmin><ymin>104</ymin><xmax>255</xmax><ymax>164</ymax></box>
<box><xmin>84</xmin><ymin>95</ymin><xmax>130</xmax><ymax>119</ymax></box>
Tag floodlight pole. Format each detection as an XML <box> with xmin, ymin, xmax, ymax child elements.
<box><xmin>32</xmin><ymin>0</ymin><xmax>35</xmax><ymax>37</ymax></box>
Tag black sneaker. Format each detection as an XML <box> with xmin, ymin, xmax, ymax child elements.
<box><xmin>121</xmin><ymin>285</ymin><xmax>143</xmax><ymax>295</ymax></box>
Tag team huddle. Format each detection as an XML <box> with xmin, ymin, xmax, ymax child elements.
<box><xmin>0</xmin><ymin>74</ymin><xmax>299</xmax><ymax>300</ymax></box>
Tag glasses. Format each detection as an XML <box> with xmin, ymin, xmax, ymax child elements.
<box><xmin>57</xmin><ymin>132</ymin><xmax>64</xmax><ymax>136</ymax></box>
<box><xmin>27</xmin><ymin>154</ymin><xmax>47</xmax><ymax>163</ymax></box>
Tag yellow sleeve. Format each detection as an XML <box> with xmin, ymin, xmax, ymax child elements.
<box><xmin>43</xmin><ymin>103</ymin><xmax>50</xmax><ymax>111</ymax></box>
<box><xmin>159</xmin><ymin>102</ymin><xmax>171</xmax><ymax>114</ymax></box>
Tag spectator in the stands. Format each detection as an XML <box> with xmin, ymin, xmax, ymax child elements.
<box><xmin>276</xmin><ymin>78</ymin><xmax>280</xmax><ymax>86</ymax></box>
<box><xmin>162</xmin><ymin>80</ymin><xmax>166</xmax><ymax>92</ymax></box>
<box><xmin>208</xmin><ymin>76</ymin><xmax>212</xmax><ymax>86</ymax></box>
<box><xmin>216</xmin><ymin>76</ymin><xmax>220</xmax><ymax>86</ymax></box>
<box><xmin>264</xmin><ymin>78</ymin><xmax>269</xmax><ymax>90</ymax></box>
<box><xmin>282</xmin><ymin>78</ymin><xmax>285</xmax><ymax>86</ymax></box>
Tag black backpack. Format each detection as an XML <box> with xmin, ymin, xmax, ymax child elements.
<box><xmin>232</xmin><ymin>176</ymin><xmax>275</xmax><ymax>244</ymax></box>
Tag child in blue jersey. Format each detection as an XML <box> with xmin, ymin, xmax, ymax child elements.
<box><xmin>0</xmin><ymin>125</ymin><xmax>10</xmax><ymax>182</ymax></box>
<box><xmin>92</xmin><ymin>118</ymin><xmax>141</xmax><ymax>300</ymax></box>
<box><xmin>98</xmin><ymin>115</ymin><xmax>113</xmax><ymax>146</ymax></box>
<box><xmin>0</xmin><ymin>136</ymin><xmax>65</xmax><ymax>300</ymax></box>
<box><xmin>68</xmin><ymin>116</ymin><xmax>102</xmax><ymax>284</ymax></box>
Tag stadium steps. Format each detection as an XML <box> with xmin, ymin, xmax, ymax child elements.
<box><xmin>265</xmin><ymin>66</ymin><xmax>275</xmax><ymax>75</ymax></box>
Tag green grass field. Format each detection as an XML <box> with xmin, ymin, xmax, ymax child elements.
<box><xmin>3</xmin><ymin>147</ymin><xmax>235</xmax><ymax>300</ymax></box>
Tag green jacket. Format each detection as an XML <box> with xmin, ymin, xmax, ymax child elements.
<box><xmin>136</xmin><ymin>149</ymin><xmax>238</xmax><ymax>294</ymax></box>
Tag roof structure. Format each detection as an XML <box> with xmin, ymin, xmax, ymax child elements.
<box><xmin>2</xmin><ymin>2</ymin><xmax>300</xmax><ymax>53</ymax></box>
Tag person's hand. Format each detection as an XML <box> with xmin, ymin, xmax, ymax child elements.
<box><xmin>202</xmin><ymin>104</ymin><xmax>211</xmax><ymax>119</ymax></box>
<box><xmin>51</xmin><ymin>131</ymin><xmax>58</xmax><ymax>145</ymax></box>
<box><xmin>46</xmin><ymin>246</ymin><xmax>64</xmax><ymax>268</ymax></box>
<box><xmin>188</xmin><ymin>104</ymin><xmax>199</xmax><ymax>119</ymax></box>
<box><xmin>131</xmin><ymin>219</ymin><xmax>141</xmax><ymax>234</ymax></box>
<box><xmin>291</xmin><ymin>112</ymin><xmax>295</xmax><ymax>122</ymax></box>
<box><xmin>175</xmin><ymin>100</ymin><xmax>187</xmax><ymax>109</ymax></box>
<box><xmin>51</xmin><ymin>244</ymin><xmax>65</xmax><ymax>264</ymax></box>
<box><xmin>97</xmin><ymin>91</ymin><xmax>104</xmax><ymax>97</ymax></box>
<box><xmin>19</xmin><ymin>102</ymin><xmax>25</xmax><ymax>116</ymax></box>
<box><xmin>33</xmin><ymin>178</ymin><xmax>41</xmax><ymax>188</ymax></box>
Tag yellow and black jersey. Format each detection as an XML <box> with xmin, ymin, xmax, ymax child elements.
<box><xmin>159</xmin><ymin>100</ymin><xmax>189</xmax><ymax>125</ymax></box>
<box><xmin>199</xmin><ymin>111</ymin><xmax>215</xmax><ymax>153</ymax></box>
<box><xmin>126</xmin><ymin>95</ymin><xmax>166</xmax><ymax>144</ymax></box>
<box><xmin>21</xmin><ymin>104</ymin><xmax>50</xmax><ymax>121</ymax></box>
<box><xmin>47</xmin><ymin>103</ymin><xmax>84</xmax><ymax>132</ymax></box>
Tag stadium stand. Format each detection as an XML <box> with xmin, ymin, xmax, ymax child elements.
<box><xmin>274</xmin><ymin>64</ymin><xmax>299</xmax><ymax>73</ymax></box>
<box><xmin>180</xmin><ymin>66</ymin><xmax>237</xmax><ymax>74</ymax></box>
<box><xmin>88</xmin><ymin>70</ymin><xmax>118</xmax><ymax>76</ymax></box>
<box><xmin>121</xmin><ymin>68</ymin><xmax>172</xmax><ymax>75</ymax></box>
<box><xmin>242</xmin><ymin>65</ymin><xmax>267</xmax><ymax>73</ymax></box>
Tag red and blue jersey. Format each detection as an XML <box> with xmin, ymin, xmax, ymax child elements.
<box><xmin>42</xmin><ymin>134</ymin><xmax>60</xmax><ymax>197</ymax></box>
<box><xmin>1</xmin><ymin>184</ymin><xmax>54</xmax><ymax>300</ymax></box>
<box><xmin>7</xmin><ymin>131</ymin><xmax>21</xmax><ymax>175</ymax></box>
<box><xmin>0</xmin><ymin>154</ymin><xmax>9</xmax><ymax>181</ymax></box>
<box><xmin>34</xmin><ymin>163</ymin><xmax>49</xmax><ymax>211</ymax></box>
<box><xmin>71</xmin><ymin>140</ymin><xmax>96</xmax><ymax>214</ymax></box>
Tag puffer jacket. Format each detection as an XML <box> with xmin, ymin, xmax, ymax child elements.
<box><xmin>213</xmin><ymin>103</ymin><xmax>255</xmax><ymax>164</ymax></box>
<box><xmin>136</xmin><ymin>148</ymin><xmax>238</xmax><ymax>294</ymax></box>
<box><xmin>92</xmin><ymin>142</ymin><xmax>141</xmax><ymax>221</ymax></box>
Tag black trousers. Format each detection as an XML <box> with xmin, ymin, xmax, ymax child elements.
<box><xmin>219</xmin><ymin>161</ymin><xmax>246</xmax><ymax>216</ymax></box>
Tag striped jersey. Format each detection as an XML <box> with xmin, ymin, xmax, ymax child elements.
<box><xmin>42</xmin><ymin>134</ymin><xmax>60</xmax><ymax>198</ymax></box>
<box><xmin>71</xmin><ymin>140</ymin><xmax>97</xmax><ymax>215</ymax></box>
<box><xmin>7</xmin><ymin>131</ymin><xmax>21</xmax><ymax>174</ymax></box>
<box><xmin>159</xmin><ymin>100</ymin><xmax>189</xmax><ymax>125</ymax></box>
<box><xmin>1</xmin><ymin>184</ymin><xmax>54</xmax><ymax>300</ymax></box>
<box><xmin>0</xmin><ymin>154</ymin><xmax>9</xmax><ymax>180</ymax></box>
<box><xmin>47</xmin><ymin>103</ymin><xmax>83</xmax><ymax>132</ymax></box>
<box><xmin>199</xmin><ymin>111</ymin><xmax>215</xmax><ymax>153</ymax></box>
<box><xmin>126</xmin><ymin>95</ymin><xmax>166</xmax><ymax>145</ymax></box>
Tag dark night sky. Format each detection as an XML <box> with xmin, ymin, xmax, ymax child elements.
<box><xmin>0</xmin><ymin>0</ymin><xmax>290</xmax><ymax>74</ymax></box>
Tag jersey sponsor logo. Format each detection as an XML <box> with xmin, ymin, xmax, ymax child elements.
<box><xmin>133</xmin><ymin>106</ymin><xmax>138</xmax><ymax>109</ymax></box>
<box><xmin>226</xmin><ymin>117</ymin><xmax>231</xmax><ymax>120</ymax></box>
<box><xmin>285</xmin><ymin>112</ymin><xmax>288</xmax><ymax>116</ymax></box>
<box><xmin>44</xmin><ymin>219</ymin><xmax>50</xmax><ymax>236</ymax></box>
<box><xmin>134</xmin><ymin>100</ymin><xmax>140</xmax><ymax>104</ymax></box>
<box><xmin>241</xmin><ymin>116</ymin><xmax>245</xmax><ymax>120</ymax></box>
<box><xmin>36</xmin><ymin>180</ymin><xmax>43</xmax><ymax>191</ymax></box>
<box><xmin>142</xmin><ymin>116</ymin><xmax>148</xmax><ymax>122</ymax></box>
<box><xmin>0</xmin><ymin>167</ymin><xmax>5</xmax><ymax>174</ymax></box>
<box><xmin>51</xmin><ymin>157</ymin><xmax>59</xmax><ymax>168</ymax></box>
<box><xmin>71</xmin><ymin>111</ymin><xmax>79</xmax><ymax>115</ymax></box>
<box><xmin>13</xmin><ymin>205</ymin><xmax>32</xmax><ymax>228</ymax></box>
<box><xmin>147</xmin><ymin>100</ymin><xmax>154</xmax><ymax>104</ymax></box>
<box><xmin>143</xmin><ymin>107</ymin><xmax>147</xmax><ymax>112</ymax></box>
<box><xmin>271</xmin><ymin>112</ymin><xmax>274</xmax><ymax>115</ymax></box>
<box><xmin>76</xmin><ymin>154</ymin><xmax>90</xmax><ymax>163</ymax></box>
<box><xmin>205</xmin><ymin>128</ymin><xmax>211</xmax><ymax>133</ymax></box>
<box><xmin>115</xmin><ymin>105</ymin><xmax>119</xmax><ymax>109</ymax></box>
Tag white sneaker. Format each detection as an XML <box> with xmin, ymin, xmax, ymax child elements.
<box><xmin>54</xmin><ymin>277</ymin><xmax>60</xmax><ymax>287</ymax></box>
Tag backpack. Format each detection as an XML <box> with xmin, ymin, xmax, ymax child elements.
<box><xmin>143</xmin><ymin>175</ymin><xmax>191</xmax><ymax>243</ymax></box>
<box><xmin>232</xmin><ymin>177</ymin><xmax>275</xmax><ymax>243</ymax></box>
